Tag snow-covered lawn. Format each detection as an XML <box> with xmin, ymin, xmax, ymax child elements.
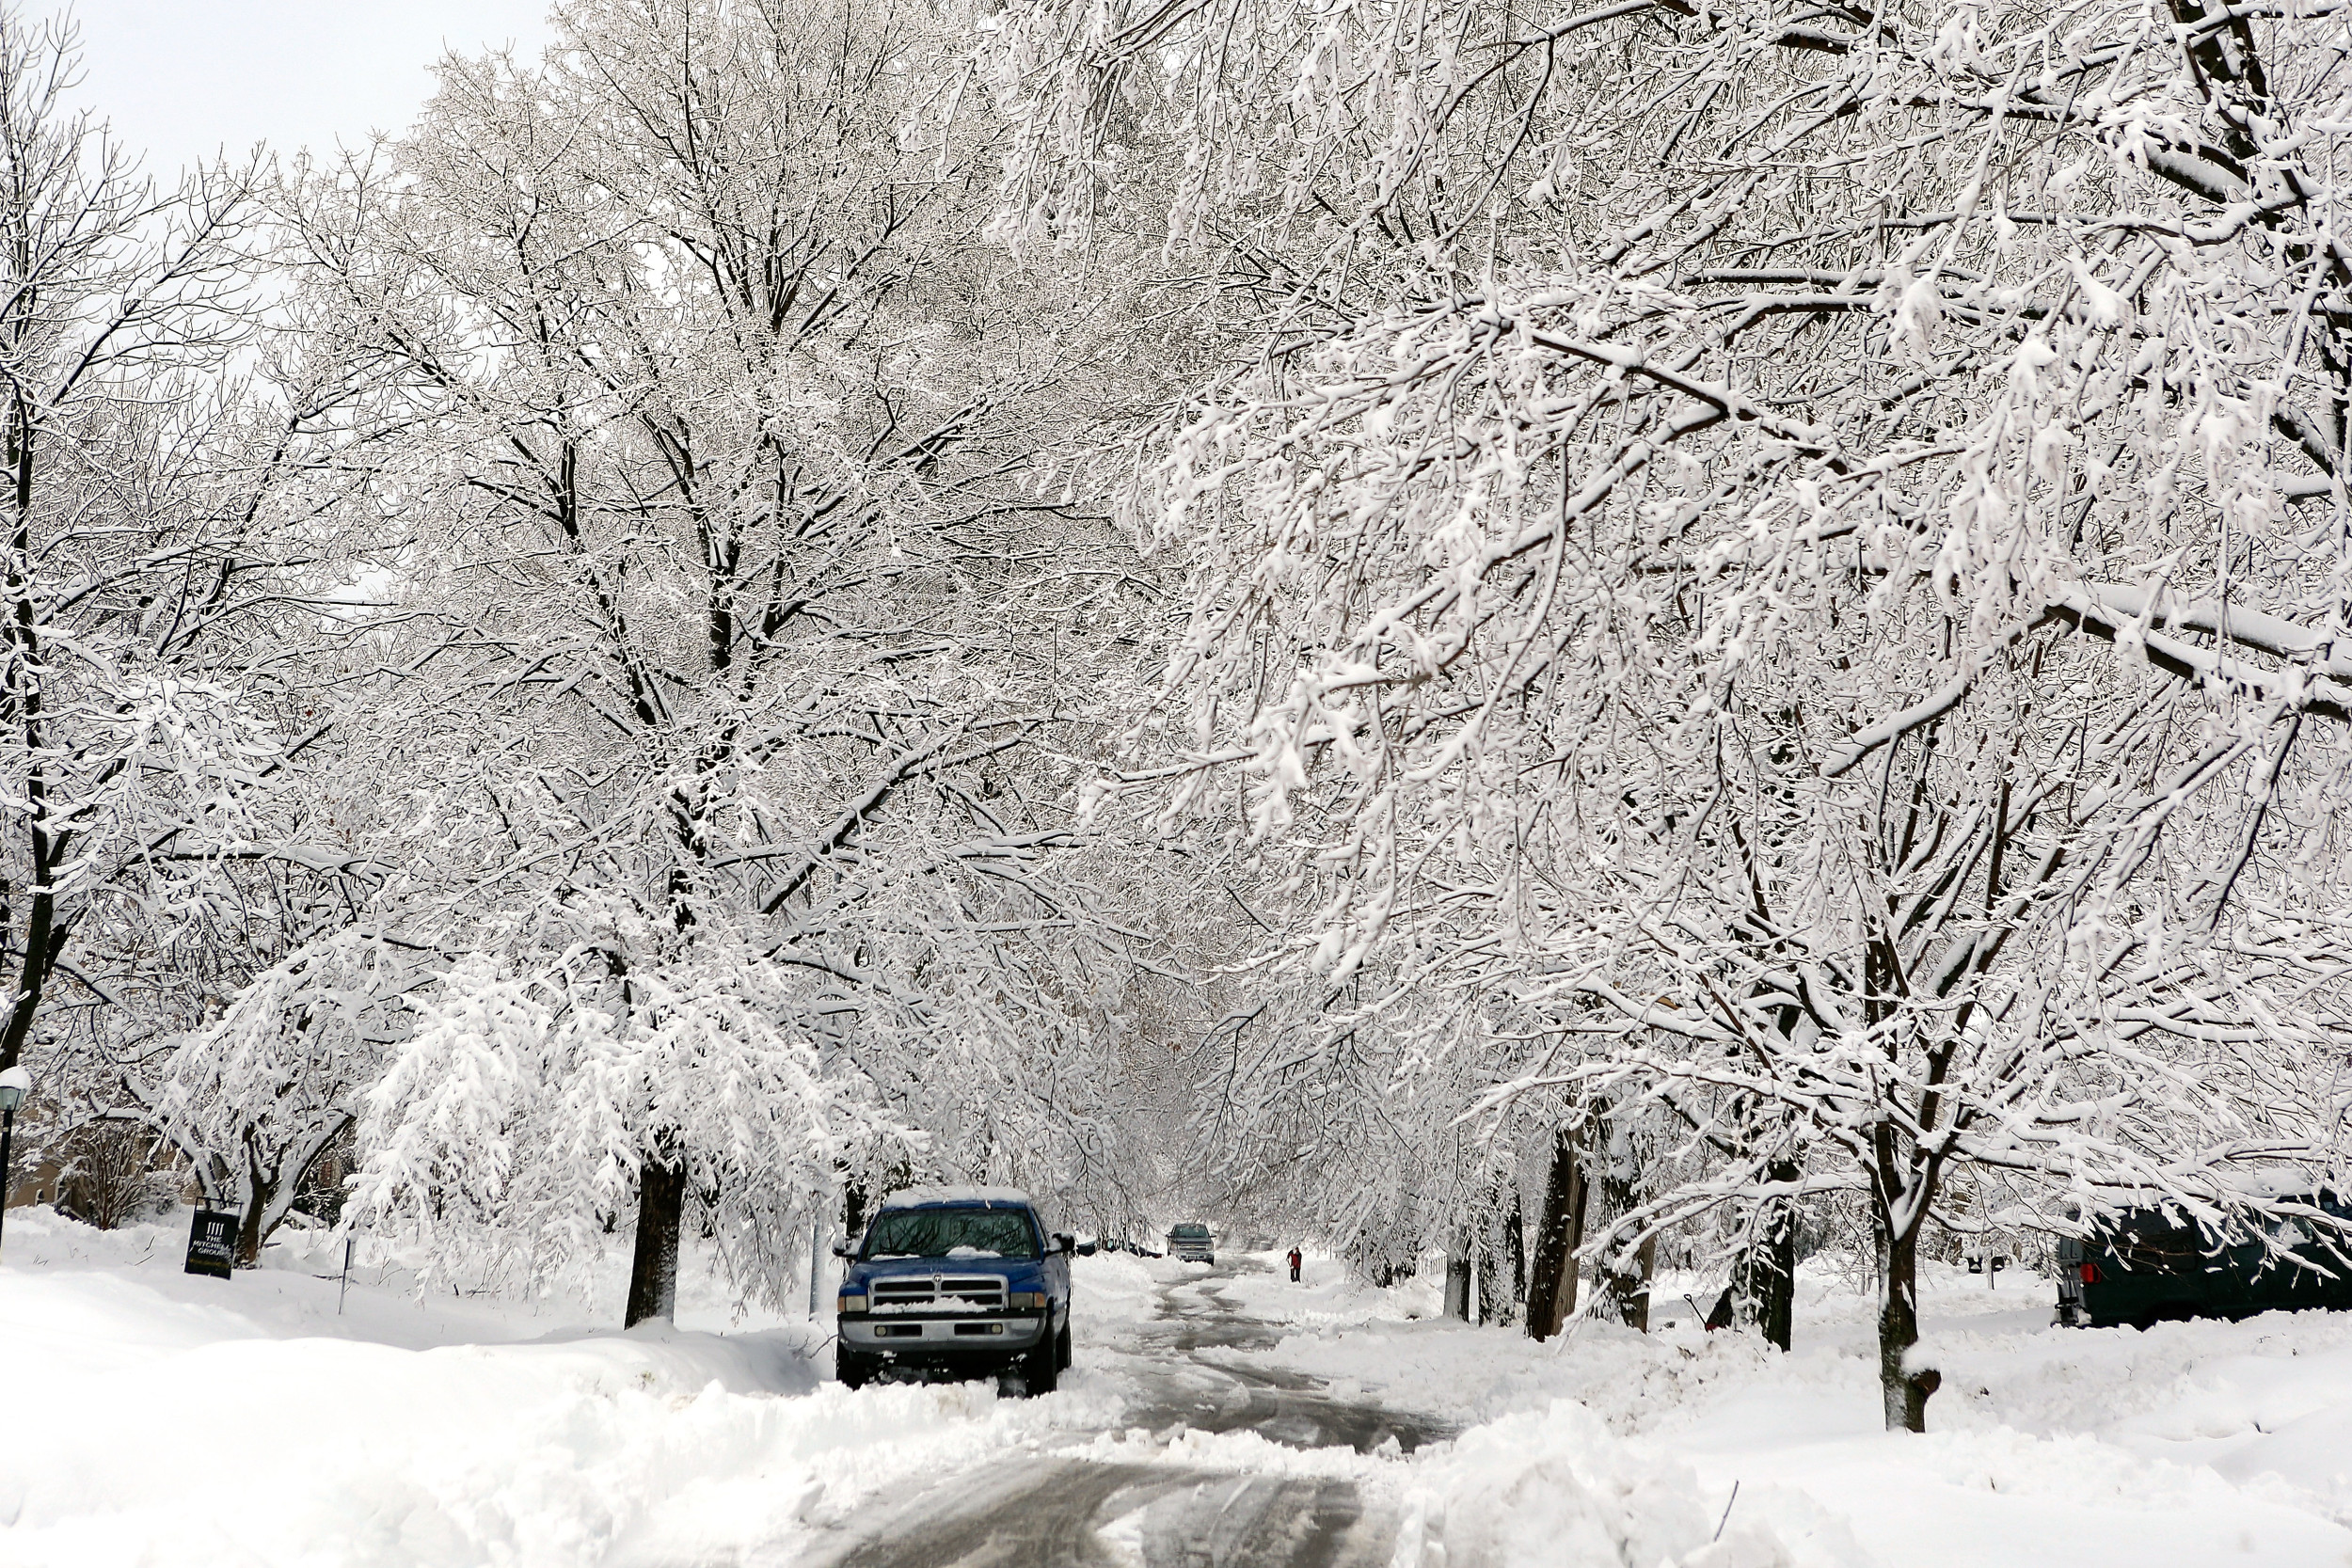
<box><xmin>1223</xmin><ymin>1248</ymin><xmax>2352</xmax><ymax>1568</ymax></box>
<box><xmin>0</xmin><ymin>1209</ymin><xmax>1117</xmax><ymax>1567</ymax></box>
<box><xmin>6</xmin><ymin>1217</ymin><xmax>2350</xmax><ymax>1567</ymax></box>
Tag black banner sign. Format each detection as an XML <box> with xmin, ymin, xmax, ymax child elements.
<box><xmin>184</xmin><ymin>1207</ymin><xmax>239</xmax><ymax>1278</ymax></box>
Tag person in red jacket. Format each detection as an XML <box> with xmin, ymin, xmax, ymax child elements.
<box><xmin>1287</xmin><ymin>1246</ymin><xmax>1303</xmax><ymax>1282</ymax></box>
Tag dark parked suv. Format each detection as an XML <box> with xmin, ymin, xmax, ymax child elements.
<box><xmin>834</xmin><ymin>1187</ymin><xmax>1076</xmax><ymax>1393</ymax></box>
<box><xmin>2057</xmin><ymin>1195</ymin><xmax>2352</xmax><ymax>1329</ymax></box>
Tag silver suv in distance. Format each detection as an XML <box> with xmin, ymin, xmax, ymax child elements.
<box><xmin>1167</xmin><ymin>1223</ymin><xmax>1215</xmax><ymax>1263</ymax></box>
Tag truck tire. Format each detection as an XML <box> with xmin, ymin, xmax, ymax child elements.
<box><xmin>1025</xmin><ymin>1333</ymin><xmax>1060</xmax><ymax>1395</ymax></box>
<box><xmin>1056</xmin><ymin>1321</ymin><xmax>1073</xmax><ymax>1371</ymax></box>
<box><xmin>836</xmin><ymin>1346</ymin><xmax>875</xmax><ymax>1389</ymax></box>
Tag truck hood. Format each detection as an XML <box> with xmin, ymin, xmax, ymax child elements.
<box><xmin>844</xmin><ymin>1253</ymin><xmax>1052</xmax><ymax>1291</ymax></box>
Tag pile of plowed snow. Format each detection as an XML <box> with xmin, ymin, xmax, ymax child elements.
<box><xmin>0</xmin><ymin>1208</ymin><xmax>1120</xmax><ymax>1568</ymax></box>
<box><xmin>1216</xmin><ymin>1249</ymin><xmax>2352</xmax><ymax>1567</ymax></box>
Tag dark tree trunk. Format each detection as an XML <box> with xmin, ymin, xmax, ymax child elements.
<box><xmin>1636</xmin><ymin>1237</ymin><xmax>1658</xmax><ymax>1329</ymax></box>
<box><xmin>1733</xmin><ymin>1160</ymin><xmax>1800</xmax><ymax>1352</ymax></box>
<box><xmin>236</xmin><ymin>1212</ymin><xmax>269</xmax><ymax>1264</ymax></box>
<box><xmin>1581</xmin><ymin>1104</ymin><xmax>1654</xmax><ymax>1330</ymax></box>
<box><xmin>236</xmin><ymin>1184</ymin><xmax>270</xmax><ymax>1265</ymax></box>
<box><xmin>625</xmin><ymin>1159</ymin><xmax>686</xmax><ymax>1327</ymax></box>
<box><xmin>1480</xmin><ymin>1180</ymin><xmax>1522</xmax><ymax>1323</ymax></box>
<box><xmin>1506</xmin><ymin>1193</ymin><xmax>1526</xmax><ymax>1313</ymax></box>
<box><xmin>1763</xmin><ymin>1166</ymin><xmax>1798</xmax><ymax>1351</ymax></box>
<box><xmin>1876</xmin><ymin>1199</ymin><xmax>1934</xmax><ymax>1432</ymax></box>
<box><xmin>1524</xmin><ymin>1125</ymin><xmax>1588</xmax><ymax>1340</ymax></box>
<box><xmin>843</xmin><ymin>1178</ymin><xmax>871</xmax><ymax>1245</ymax></box>
<box><xmin>235</xmin><ymin>1139</ymin><xmax>276</xmax><ymax>1266</ymax></box>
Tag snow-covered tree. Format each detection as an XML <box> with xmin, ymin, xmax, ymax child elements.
<box><xmin>993</xmin><ymin>0</ymin><xmax>2352</xmax><ymax>1427</ymax></box>
<box><xmin>0</xmin><ymin>11</ymin><xmax>355</xmax><ymax>1148</ymax></box>
<box><xmin>274</xmin><ymin>0</ymin><xmax>1169</xmax><ymax>1321</ymax></box>
<box><xmin>142</xmin><ymin>927</ymin><xmax>408</xmax><ymax>1260</ymax></box>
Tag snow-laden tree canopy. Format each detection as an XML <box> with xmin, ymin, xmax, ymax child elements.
<box><xmin>33</xmin><ymin>0</ymin><xmax>1186</xmax><ymax>1315</ymax></box>
<box><xmin>14</xmin><ymin>0</ymin><xmax>2352</xmax><ymax>1440</ymax></box>
<box><xmin>985</xmin><ymin>0</ymin><xmax>2352</xmax><ymax>1425</ymax></box>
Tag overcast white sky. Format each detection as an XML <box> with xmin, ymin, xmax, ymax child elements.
<box><xmin>33</xmin><ymin>2</ymin><xmax>555</xmax><ymax>177</ymax></box>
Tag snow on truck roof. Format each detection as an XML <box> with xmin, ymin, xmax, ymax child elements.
<box><xmin>878</xmin><ymin>1185</ymin><xmax>1035</xmax><ymax>1210</ymax></box>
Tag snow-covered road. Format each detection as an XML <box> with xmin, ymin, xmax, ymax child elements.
<box><xmin>804</xmin><ymin>1259</ymin><xmax>1447</xmax><ymax>1568</ymax></box>
<box><xmin>813</xmin><ymin>1458</ymin><xmax>1375</xmax><ymax>1568</ymax></box>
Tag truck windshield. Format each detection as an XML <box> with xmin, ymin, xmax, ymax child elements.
<box><xmin>866</xmin><ymin>1208</ymin><xmax>1039</xmax><ymax>1259</ymax></box>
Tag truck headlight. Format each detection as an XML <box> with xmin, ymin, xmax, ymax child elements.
<box><xmin>1009</xmin><ymin>1291</ymin><xmax>1045</xmax><ymax>1311</ymax></box>
<box><xmin>837</xmin><ymin>1293</ymin><xmax>867</xmax><ymax>1314</ymax></box>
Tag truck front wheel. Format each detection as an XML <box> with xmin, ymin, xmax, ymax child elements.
<box><xmin>836</xmin><ymin>1346</ymin><xmax>876</xmax><ymax>1389</ymax></box>
<box><xmin>1024</xmin><ymin>1332</ymin><xmax>1060</xmax><ymax>1395</ymax></box>
<box><xmin>1056</xmin><ymin>1321</ymin><xmax>1073</xmax><ymax>1371</ymax></box>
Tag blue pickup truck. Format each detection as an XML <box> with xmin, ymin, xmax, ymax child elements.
<box><xmin>834</xmin><ymin>1187</ymin><xmax>1078</xmax><ymax>1394</ymax></box>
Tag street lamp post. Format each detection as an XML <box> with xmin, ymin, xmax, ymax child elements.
<box><xmin>0</xmin><ymin>1065</ymin><xmax>29</xmax><ymax>1264</ymax></box>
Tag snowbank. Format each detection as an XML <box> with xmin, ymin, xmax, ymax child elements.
<box><xmin>1392</xmin><ymin>1400</ymin><xmax>1867</xmax><ymax>1568</ymax></box>
<box><xmin>1224</xmin><ymin>1255</ymin><xmax>2352</xmax><ymax>1566</ymax></box>
<box><xmin>12</xmin><ymin>1217</ymin><xmax>2352</xmax><ymax>1567</ymax></box>
<box><xmin>1070</xmin><ymin>1247</ymin><xmax>1166</xmax><ymax>1325</ymax></box>
<box><xmin>1214</xmin><ymin>1245</ymin><xmax>1442</xmax><ymax>1328</ymax></box>
<box><xmin>0</xmin><ymin>1209</ymin><xmax>1118</xmax><ymax>1568</ymax></box>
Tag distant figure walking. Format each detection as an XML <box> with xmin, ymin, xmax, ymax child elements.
<box><xmin>1287</xmin><ymin>1246</ymin><xmax>1303</xmax><ymax>1282</ymax></box>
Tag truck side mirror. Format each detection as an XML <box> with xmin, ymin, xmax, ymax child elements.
<box><xmin>831</xmin><ymin>1240</ymin><xmax>857</xmax><ymax>1259</ymax></box>
<box><xmin>1052</xmin><ymin>1232</ymin><xmax>1075</xmax><ymax>1254</ymax></box>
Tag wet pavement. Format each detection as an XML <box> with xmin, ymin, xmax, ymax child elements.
<box><xmin>1118</xmin><ymin>1275</ymin><xmax>1452</xmax><ymax>1456</ymax></box>
<box><xmin>802</xmin><ymin>1260</ymin><xmax>1449</xmax><ymax>1568</ymax></box>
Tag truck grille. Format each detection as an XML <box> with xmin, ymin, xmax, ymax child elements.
<box><xmin>870</xmin><ymin>1275</ymin><xmax>1008</xmax><ymax>1310</ymax></box>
